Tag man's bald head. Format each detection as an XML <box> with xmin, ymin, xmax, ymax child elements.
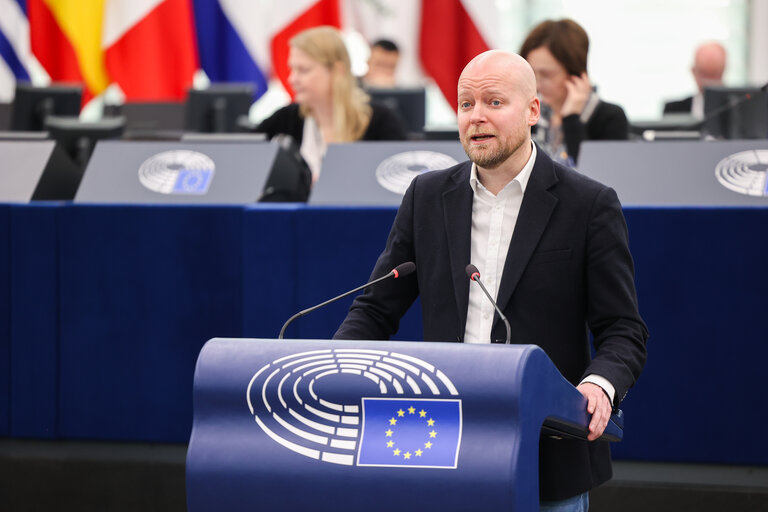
<box><xmin>456</xmin><ymin>50</ymin><xmax>540</xmax><ymax>176</ymax></box>
<box><xmin>459</xmin><ymin>50</ymin><xmax>537</xmax><ymax>101</ymax></box>
<box><xmin>692</xmin><ymin>42</ymin><xmax>726</xmax><ymax>92</ymax></box>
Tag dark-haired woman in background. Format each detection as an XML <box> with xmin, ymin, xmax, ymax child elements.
<box><xmin>256</xmin><ymin>26</ymin><xmax>406</xmax><ymax>181</ymax></box>
<box><xmin>520</xmin><ymin>19</ymin><xmax>628</xmax><ymax>165</ymax></box>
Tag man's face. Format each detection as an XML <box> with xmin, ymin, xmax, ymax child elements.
<box><xmin>457</xmin><ymin>60</ymin><xmax>539</xmax><ymax>170</ymax></box>
<box><xmin>692</xmin><ymin>56</ymin><xmax>725</xmax><ymax>92</ymax></box>
<box><xmin>366</xmin><ymin>47</ymin><xmax>399</xmax><ymax>87</ymax></box>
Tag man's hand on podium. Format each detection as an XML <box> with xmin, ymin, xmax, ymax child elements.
<box><xmin>577</xmin><ymin>382</ymin><xmax>612</xmax><ymax>441</ymax></box>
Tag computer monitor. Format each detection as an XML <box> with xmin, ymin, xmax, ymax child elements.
<box><xmin>629</xmin><ymin>114</ymin><xmax>701</xmax><ymax>141</ymax></box>
<box><xmin>367</xmin><ymin>87</ymin><xmax>426</xmax><ymax>135</ymax></box>
<box><xmin>185</xmin><ymin>84</ymin><xmax>254</xmax><ymax>133</ymax></box>
<box><xmin>0</xmin><ymin>102</ymin><xmax>10</xmax><ymax>130</ymax></box>
<box><xmin>32</xmin><ymin>116</ymin><xmax>126</xmax><ymax>200</ymax></box>
<box><xmin>10</xmin><ymin>83</ymin><xmax>83</xmax><ymax>131</ymax></box>
<box><xmin>422</xmin><ymin>128</ymin><xmax>460</xmax><ymax>141</ymax></box>
<box><xmin>104</xmin><ymin>101</ymin><xmax>185</xmax><ymax>137</ymax></box>
<box><xmin>703</xmin><ymin>86</ymin><xmax>768</xmax><ymax>139</ymax></box>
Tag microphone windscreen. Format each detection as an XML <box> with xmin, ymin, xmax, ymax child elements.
<box><xmin>393</xmin><ymin>261</ymin><xmax>416</xmax><ymax>278</ymax></box>
<box><xmin>465</xmin><ymin>263</ymin><xmax>480</xmax><ymax>279</ymax></box>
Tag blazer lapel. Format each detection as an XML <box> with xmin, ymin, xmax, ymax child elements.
<box><xmin>495</xmin><ymin>150</ymin><xmax>559</xmax><ymax>316</ymax></box>
<box><xmin>442</xmin><ymin>162</ymin><xmax>474</xmax><ymax>338</ymax></box>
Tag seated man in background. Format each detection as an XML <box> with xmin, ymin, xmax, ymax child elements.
<box><xmin>663</xmin><ymin>41</ymin><xmax>726</xmax><ymax>119</ymax></box>
<box><xmin>363</xmin><ymin>39</ymin><xmax>400</xmax><ymax>88</ymax></box>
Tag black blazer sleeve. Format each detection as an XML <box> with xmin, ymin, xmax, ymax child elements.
<box><xmin>562</xmin><ymin>101</ymin><xmax>629</xmax><ymax>163</ymax></box>
<box><xmin>582</xmin><ymin>185</ymin><xmax>648</xmax><ymax>404</ymax></box>
<box><xmin>663</xmin><ymin>96</ymin><xmax>693</xmax><ymax>115</ymax></box>
<box><xmin>256</xmin><ymin>102</ymin><xmax>405</xmax><ymax>144</ymax></box>
<box><xmin>254</xmin><ymin>104</ymin><xmax>304</xmax><ymax>144</ymax></box>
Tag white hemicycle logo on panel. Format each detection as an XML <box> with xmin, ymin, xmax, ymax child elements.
<box><xmin>246</xmin><ymin>349</ymin><xmax>463</xmax><ymax>468</ymax></box>
<box><xmin>138</xmin><ymin>150</ymin><xmax>215</xmax><ymax>195</ymax></box>
<box><xmin>715</xmin><ymin>150</ymin><xmax>768</xmax><ymax>197</ymax></box>
<box><xmin>375</xmin><ymin>151</ymin><xmax>459</xmax><ymax>195</ymax></box>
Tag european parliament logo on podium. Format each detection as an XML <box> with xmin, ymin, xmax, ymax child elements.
<box><xmin>245</xmin><ymin>348</ymin><xmax>464</xmax><ymax>469</ymax></box>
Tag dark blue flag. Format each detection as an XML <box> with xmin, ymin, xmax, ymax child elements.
<box><xmin>357</xmin><ymin>398</ymin><xmax>462</xmax><ymax>468</ymax></box>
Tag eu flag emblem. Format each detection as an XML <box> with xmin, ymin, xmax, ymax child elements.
<box><xmin>173</xmin><ymin>168</ymin><xmax>213</xmax><ymax>194</ymax></box>
<box><xmin>357</xmin><ymin>398</ymin><xmax>462</xmax><ymax>468</ymax></box>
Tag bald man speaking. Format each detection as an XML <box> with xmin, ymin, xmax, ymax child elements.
<box><xmin>335</xmin><ymin>51</ymin><xmax>648</xmax><ymax>511</ymax></box>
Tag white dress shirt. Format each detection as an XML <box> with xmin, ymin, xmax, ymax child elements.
<box><xmin>462</xmin><ymin>142</ymin><xmax>615</xmax><ymax>402</ymax></box>
<box><xmin>463</xmin><ymin>143</ymin><xmax>536</xmax><ymax>344</ymax></box>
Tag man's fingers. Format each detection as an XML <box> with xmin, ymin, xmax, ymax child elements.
<box><xmin>588</xmin><ymin>396</ymin><xmax>596</xmax><ymax>414</ymax></box>
<box><xmin>577</xmin><ymin>382</ymin><xmax>613</xmax><ymax>440</ymax></box>
<box><xmin>588</xmin><ymin>400</ymin><xmax>611</xmax><ymax>440</ymax></box>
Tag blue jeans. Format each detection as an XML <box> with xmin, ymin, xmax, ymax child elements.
<box><xmin>540</xmin><ymin>492</ymin><xmax>589</xmax><ymax>512</ymax></box>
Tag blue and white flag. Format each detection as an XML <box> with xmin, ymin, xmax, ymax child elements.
<box><xmin>0</xmin><ymin>0</ymin><xmax>32</xmax><ymax>102</ymax></box>
<box><xmin>192</xmin><ymin>0</ymin><xmax>269</xmax><ymax>100</ymax></box>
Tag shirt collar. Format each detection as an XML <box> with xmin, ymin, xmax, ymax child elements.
<box><xmin>469</xmin><ymin>141</ymin><xmax>537</xmax><ymax>195</ymax></box>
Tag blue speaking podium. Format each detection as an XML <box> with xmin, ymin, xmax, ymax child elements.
<box><xmin>186</xmin><ymin>338</ymin><xmax>623</xmax><ymax>511</ymax></box>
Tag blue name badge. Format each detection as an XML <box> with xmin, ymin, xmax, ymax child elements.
<box><xmin>357</xmin><ymin>398</ymin><xmax>462</xmax><ymax>468</ymax></box>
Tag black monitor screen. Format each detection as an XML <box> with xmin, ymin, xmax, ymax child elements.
<box><xmin>104</xmin><ymin>101</ymin><xmax>185</xmax><ymax>135</ymax></box>
<box><xmin>10</xmin><ymin>83</ymin><xmax>83</xmax><ymax>131</ymax></box>
<box><xmin>0</xmin><ymin>102</ymin><xmax>10</xmax><ymax>130</ymax></box>
<box><xmin>703</xmin><ymin>86</ymin><xmax>768</xmax><ymax>139</ymax></box>
<box><xmin>185</xmin><ymin>85</ymin><xmax>254</xmax><ymax>133</ymax></box>
<box><xmin>367</xmin><ymin>87</ymin><xmax>426</xmax><ymax>135</ymax></box>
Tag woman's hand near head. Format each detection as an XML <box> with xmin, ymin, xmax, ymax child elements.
<box><xmin>561</xmin><ymin>72</ymin><xmax>592</xmax><ymax>117</ymax></box>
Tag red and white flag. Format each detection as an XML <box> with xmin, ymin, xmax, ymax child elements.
<box><xmin>270</xmin><ymin>0</ymin><xmax>341</xmax><ymax>99</ymax></box>
<box><xmin>103</xmin><ymin>0</ymin><xmax>198</xmax><ymax>101</ymax></box>
<box><xmin>419</xmin><ymin>0</ymin><xmax>491</xmax><ymax>111</ymax></box>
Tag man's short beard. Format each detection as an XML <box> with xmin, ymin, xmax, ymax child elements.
<box><xmin>462</xmin><ymin>137</ymin><xmax>523</xmax><ymax>169</ymax></box>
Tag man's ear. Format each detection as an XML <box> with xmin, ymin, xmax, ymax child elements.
<box><xmin>528</xmin><ymin>96</ymin><xmax>541</xmax><ymax>126</ymax></box>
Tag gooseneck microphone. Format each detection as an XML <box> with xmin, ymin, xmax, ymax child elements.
<box><xmin>465</xmin><ymin>264</ymin><xmax>511</xmax><ymax>344</ymax></box>
<box><xmin>278</xmin><ymin>261</ymin><xmax>416</xmax><ymax>339</ymax></box>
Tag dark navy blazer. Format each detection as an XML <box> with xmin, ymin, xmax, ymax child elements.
<box><xmin>335</xmin><ymin>147</ymin><xmax>648</xmax><ymax>500</ymax></box>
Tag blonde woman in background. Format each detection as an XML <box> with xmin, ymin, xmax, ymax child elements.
<box><xmin>256</xmin><ymin>26</ymin><xmax>406</xmax><ymax>180</ymax></box>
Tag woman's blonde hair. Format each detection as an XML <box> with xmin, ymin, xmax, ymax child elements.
<box><xmin>290</xmin><ymin>26</ymin><xmax>372</xmax><ymax>142</ymax></box>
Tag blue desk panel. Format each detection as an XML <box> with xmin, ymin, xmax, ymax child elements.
<box><xmin>241</xmin><ymin>205</ymin><xmax>300</xmax><ymax>339</ymax></box>
<box><xmin>289</xmin><ymin>207</ymin><xmax>421</xmax><ymax>341</ymax></box>
<box><xmin>0</xmin><ymin>205</ymin><xmax>9</xmax><ymax>435</ymax></box>
<box><xmin>9</xmin><ymin>204</ymin><xmax>59</xmax><ymax>438</ymax></box>
<box><xmin>615</xmin><ymin>208</ymin><xmax>768</xmax><ymax>464</ymax></box>
<box><xmin>3</xmin><ymin>204</ymin><xmax>767</xmax><ymax>466</ymax></box>
<box><xmin>54</xmin><ymin>205</ymin><xmax>244</xmax><ymax>441</ymax></box>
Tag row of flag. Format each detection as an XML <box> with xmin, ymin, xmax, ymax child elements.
<box><xmin>0</xmin><ymin>0</ymin><xmax>497</xmax><ymax>109</ymax></box>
